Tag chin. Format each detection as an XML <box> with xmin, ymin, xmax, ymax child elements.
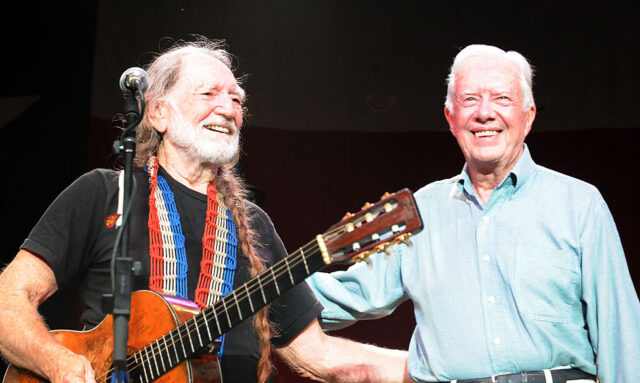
<box><xmin>467</xmin><ymin>153</ymin><xmax>498</xmax><ymax>165</ymax></box>
<box><xmin>203</xmin><ymin>147</ymin><xmax>239</xmax><ymax>166</ymax></box>
<box><xmin>193</xmin><ymin>136</ymin><xmax>240</xmax><ymax>165</ymax></box>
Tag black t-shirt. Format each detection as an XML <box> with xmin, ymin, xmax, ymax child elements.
<box><xmin>22</xmin><ymin>167</ymin><xmax>322</xmax><ymax>382</ymax></box>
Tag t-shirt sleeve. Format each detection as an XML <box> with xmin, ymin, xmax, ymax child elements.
<box><xmin>248</xmin><ymin>203</ymin><xmax>324</xmax><ymax>347</ymax></box>
<box><xmin>21</xmin><ymin>169</ymin><xmax>115</xmax><ymax>289</ymax></box>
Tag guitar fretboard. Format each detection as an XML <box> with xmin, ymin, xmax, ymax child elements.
<box><xmin>124</xmin><ymin>239</ymin><xmax>328</xmax><ymax>382</ymax></box>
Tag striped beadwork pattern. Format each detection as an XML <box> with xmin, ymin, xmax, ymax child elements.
<box><xmin>195</xmin><ymin>183</ymin><xmax>239</xmax><ymax>308</ymax></box>
<box><xmin>147</xmin><ymin>157</ymin><xmax>238</xmax><ymax>357</ymax></box>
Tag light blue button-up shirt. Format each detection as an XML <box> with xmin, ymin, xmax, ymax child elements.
<box><xmin>308</xmin><ymin>145</ymin><xmax>640</xmax><ymax>382</ymax></box>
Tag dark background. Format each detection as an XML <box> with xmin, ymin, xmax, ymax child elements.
<box><xmin>1</xmin><ymin>1</ymin><xmax>638</xmax><ymax>382</ymax></box>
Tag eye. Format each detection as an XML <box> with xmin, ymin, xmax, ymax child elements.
<box><xmin>495</xmin><ymin>95</ymin><xmax>513</xmax><ymax>105</ymax></box>
<box><xmin>460</xmin><ymin>96</ymin><xmax>476</xmax><ymax>105</ymax></box>
<box><xmin>197</xmin><ymin>91</ymin><xmax>214</xmax><ymax>99</ymax></box>
<box><xmin>231</xmin><ymin>95</ymin><xmax>244</xmax><ymax>108</ymax></box>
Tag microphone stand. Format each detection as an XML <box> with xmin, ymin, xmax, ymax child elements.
<box><xmin>106</xmin><ymin>87</ymin><xmax>145</xmax><ymax>383</ymax></box>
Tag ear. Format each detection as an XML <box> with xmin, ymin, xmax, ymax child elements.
<box><xmin>147</xmin><ymin>99</ymin><xmax>170</xmax><ymax>134</ymax></box>
<box><xmin>444</xmin><ymin>106</ymin><xmax>457</xmax><ymax>137</ymax></box>
<box><xmin>523</xmin><ymin>105</ymin><xmax>536</xmax><ymax>137</ymax></box>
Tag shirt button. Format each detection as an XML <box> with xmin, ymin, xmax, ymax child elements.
<box><xmin>488</xmin><ymin>296</ymin><xmax>496</xmax><ymax>303</ymax></box>
<box><xmin>493</xmin><ymin>337</ymin><xmax>502</xmax><ymax>345</ymax></box>
<box><xmin>482</xmin><ymin>255</ymin><xmax>490</xmax><ymax>262</ymax></box>
<box><xmin>482</xmin><ymin>216</ymin><xmax>489</xmax><ymax>222</ymax></box>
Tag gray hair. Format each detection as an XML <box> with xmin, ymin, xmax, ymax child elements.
<box><xmin>444</xmin><ymin>44</ymin><xmax>535</xmax><ymax>114</ymax></box>
<box><xmin>134</xmin><ymin>37</ymin><xmax>245</xmax><ymax>167</ymax></box>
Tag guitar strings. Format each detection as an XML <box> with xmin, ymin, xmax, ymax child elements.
<box><xmin>104</xmin><ymin>239</ymin><xmax>323</xmax><ymax>382</ymax></box>
<box><xmin>102</xmin><ymin>205</ymin><xmax>398</xmax><ymax>381</ymax></box>
<box><xmin>98</xmin><ymin>225</ymin><xmax>345</xmax><ymax>382</ymax></box>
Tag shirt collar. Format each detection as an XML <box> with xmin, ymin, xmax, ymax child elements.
<box><xmin>456</xmin><ymin>144</ymin><xmax>536</xmax><ymax>197</ymax></box>
<box><xmin>509</xmin><ymin>143</ymin><xmax>536</xmax><ymax>193</ymax></box>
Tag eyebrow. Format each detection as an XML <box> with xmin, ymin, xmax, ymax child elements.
<box><xmin>193</xmin><ymin>82</ymin><xmax>246</xmax><ymax>102</ymax></box>
<box><xmin>458</xmin><ymin>89</ymin><xmax>516</xmax><ymax>97</ymax></box>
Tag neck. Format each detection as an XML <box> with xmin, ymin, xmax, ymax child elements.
<box><xmin>466</xmin><ymin>146</ymin><xmax>524</xmax><ymax>204</ymax></box>
<box><xmin>467</xmin><ymin>170</ymin><xmax>502</xmax><ymax>204</ymax></box>
<box><xmin>157</xmin><ymin>145</ymin><xmax>218</xmax><ymax>194</ymax></box>
<box><xmin>467</xmin><ymin>162</ymin><xmax>514</xmax><ymax>204</ymax></box>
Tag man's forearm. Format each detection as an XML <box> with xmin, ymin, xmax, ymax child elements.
<box><xmin>277</xmin><ymin>320</ymin><xmax>414</xmax><ymax>383</ymax></box>
<box><xmin>0</xmin><ymin>292</ymin><xmax>66</xmax><ymax>377</ymax></box>
<box><xmin>0</xmin><ymin>250</ymin><xmax>95</xmax><ymax>382</ymax></box>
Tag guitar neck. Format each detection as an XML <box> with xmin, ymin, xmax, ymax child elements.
<box><xmin>128</xmin><ymin>238</ymin><xmax>327</xmax><ymax>381</ymax></box>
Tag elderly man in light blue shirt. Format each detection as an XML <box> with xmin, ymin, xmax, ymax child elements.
<box><xmin>308</xmin><ymin>45</ymin><xmax>640</xmax><ymax>383</ymax></box>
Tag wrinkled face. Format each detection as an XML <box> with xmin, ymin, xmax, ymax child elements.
<box><xmin>445</xmin><ymin>55</ymin><xmax>536</xmax><ymax>174</ymax></box>
<box><xmin>160</xmin><ymin>53</ymin><xmax>244</xmax><ymax>165</ymax></box>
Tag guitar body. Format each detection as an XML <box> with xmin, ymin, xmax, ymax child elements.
<box><xmin>3</xmin><ymin>291</ymin><xmax>221</xmax><ymax>383</ymax></box>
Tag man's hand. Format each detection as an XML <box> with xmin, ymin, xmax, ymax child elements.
<box><xmin>277</xmin><ymin>319</ymin><xmax>414</xmax><ymax>383</ymax></box>
<box><xmin>45</xmin><ymin>349</ymin><xmax>96</xmax><ymax>383</ymax></box>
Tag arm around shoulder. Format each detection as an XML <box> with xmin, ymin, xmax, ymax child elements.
<box><xmin>276</xmin><ymin>318</ymin><xmax>414</xmax><ymax>383</ymax></box>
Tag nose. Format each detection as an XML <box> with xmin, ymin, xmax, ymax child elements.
<box><xmin>474</xmin><ymin>97</ymin><xmax>496</xmax><ymax>123</ymax></box>
<box><xmin>212</xmin><ymin>93</ymin><xmax>236</xmax><ymax>119</ymax></box>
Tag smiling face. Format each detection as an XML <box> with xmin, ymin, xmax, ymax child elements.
<box><xmin>155</xmin><ymin>52</ymin><xmax>245</xmax><ymax>167</ymax></box>
<box><xmin>445</xmin><ymin>54</ymin><xmax>536</xmax><ymax>176</ymax></box>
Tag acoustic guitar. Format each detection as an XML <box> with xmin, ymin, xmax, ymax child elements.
<box><xmin>4</xmin><ymin>189</ymin><xmax>422</xmax><ymax>383</ymax></box>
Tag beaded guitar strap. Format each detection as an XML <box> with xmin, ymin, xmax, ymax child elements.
<box><xmin>147</xmin><ymin>157</ymin><xmax>238</xmax><ymax>355</ymax></box>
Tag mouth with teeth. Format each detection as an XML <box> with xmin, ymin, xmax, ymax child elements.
<box><xmin>472</xmin><ymin>130</ymin><xmax>501</xmax><ymax>137</ymax></box>
<box><xmin>204</xmin><ymin>124</ymin><xmax>231</xmax><ymax>134</ymax></box>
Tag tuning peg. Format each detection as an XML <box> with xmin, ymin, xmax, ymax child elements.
<box><xmin>352</xmin><ymin>253</ymin><xmax>367</xmax><ymax>263</ymax></box>
<box><xmin>342</xmin><ymin>212</ymin><xmax>354</xmax><ymax>221</ymax></box>
<box><xmin>365</xmin><ymin>212</ymin><xmax>374</xmax><ymax>222</ymax></box>
<box><xmin>380</xmin><ymin>192</ymin><xmax>392</xmax><ymax>200</ymax></box>
<box><xmin>353</xmin><ymin>251</ymin><xmax>372</xmax><ymax>264</ymax></box>
<box><xmin>394</xmin><ymin>233</ymin><xmax>414</xmax><ymax>247</ymax></box>
<box><xmin>361</xmin><ymin>202</ymin><xmax>373</xmax><ymax>210</ymax></box>
<box><xmin>384</xmin><ymin>202</ymin><xmax>395</xmax><ymax>213</ymax></box>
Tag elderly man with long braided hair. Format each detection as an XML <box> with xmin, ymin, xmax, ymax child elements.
<box><xmin>0</xmin><ymin>37</ymin><xmax>413</xmax><ymax>383</ymax></box>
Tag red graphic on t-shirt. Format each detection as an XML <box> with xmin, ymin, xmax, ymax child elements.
<box><xmin>104</xmin><ymin>213</ymin><xmax>121</xmax><ymax>228</ymax></box>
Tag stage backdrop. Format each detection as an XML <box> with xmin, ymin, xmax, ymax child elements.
<box><xmin>1</xmin><ymin>1</ymin><xmax>639</xmax><ymax>381</ymax></box>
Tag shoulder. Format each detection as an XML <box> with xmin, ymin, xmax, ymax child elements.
<box><xmin>244</xmin><ymin>200</ymin><xmax>281</xmax><ymax>243</ymax></box>
<box><xmin>72</xmin><ymin>168</ymin><xmax>120</xmax><ymax>190</ymax></box>
<box><xmin>525</xmin><ymin>165</ymin><xmax>613</xmax><ymax>235</ymax></box>
<box><xmin>413</xmin><ymin>174</ymin><xmax>462</xmax><ymax>204</ymax></box>
<box><xmin>532</xmin><ymin>164</ymin><xmax>604</xmax><ymax>203</ymax></box>
<box><xmin>50</xmin><ymin>168</ymin><xmax>120</xmax><ymax>204</ymax></box>
<box><xmin>415</xmin><ymin>175</ymin><xmax>461</xmax><ymax>194</ymax></box>
<box><xmin>245</xmin><ymin>200</ymin><xmax>273</xmax><ymax>227</ymax></box>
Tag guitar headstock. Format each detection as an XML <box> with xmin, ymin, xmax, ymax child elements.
<box><xmin>317</xmin><ymin>188</ymin><xmax>423</xmax><ymax>265</ymax></box>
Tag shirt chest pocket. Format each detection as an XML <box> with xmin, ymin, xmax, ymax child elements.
<box><xmin>514</xmin><ymin>245</ymin><xmax>580</xmax><ymax>322</ymax></box>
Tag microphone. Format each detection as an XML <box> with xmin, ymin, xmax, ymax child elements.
<box><xmin>119</xmin><ymin>67</ymin><xmax>150</xmax><ymax>93</ymax></box>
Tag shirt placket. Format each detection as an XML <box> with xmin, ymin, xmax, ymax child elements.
<box><xmin>475</xmin><ymin>180</ymin><xmax>516</xmax><ymax>374</ymax></box>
